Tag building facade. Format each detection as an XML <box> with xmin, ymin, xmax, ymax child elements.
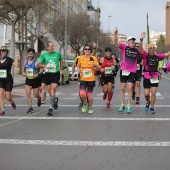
<box><xmin>166</xmin><ymin>1</ymin><xmax>170</xmax><ymax>45</ymax></box>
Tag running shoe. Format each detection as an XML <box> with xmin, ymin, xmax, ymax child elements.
<box><xmin>11</xmin><ymin>100</ymin><xmax>16</xmax><ymax>110</ymax></box>
<box><xmin>145</xmin><ymin>101</ymin><xmax>150</xmax><ymax>111</ymax></box>
<box><xmin>37</xmin><ymin>97</ymin><xmax>41</xmax><ymax>107</ymax></box>
<box><xmin>103</xmin><ymin>93</ymin><xmax>107</xmax><ymax>100</ymax></box>
<box><xmin>53</xmin><ymin>97</ymin><xmax>58</xmax><ymax>110</ymax></box>
<box><xmin>81</xmin><ymin>103</ymin><xmax>88</xmax><ymax>113</ymax></box>
<box><xmin>78</xmin><ymin>103</ymin><xmax>83</xmax><ymax>110</ymax></box>
<box><xmin>136</xmin><ymin>97</ymin><xmax>140</xmax><ymax>104</ymax></box>
<box><xmin>126</xmin><ymin>106</ymin><xmax>132</xmax><ymax>114</ymax></box>
<box><xmin>27</xmin><ymin>107</ymin><xmax>33</xmax><ymax>113</ymax></box>
<box><xmin>106</xmin><ymin>102</ymin><xmax>110</xmax><ymax>108</ymax></box>
<box><xmin>88</xmin><ymin>108</ymin><xmax>94</xmax><ymax>114</ymax></box>
<box><xmin>118</xmin><ymin>105</ymin><xmax>125</xmax><ymax>112</ymax></box>
<box><xmin>132</xmin><ymin>91</ymin><xmax>135</xmax><ymax>101</ymax></box>
<box><xmin>47</xmin><ymin>107</ymin><xmax>53</xmax><ymax>116</ymax></box>
<box><xmin>150</xmin><ymin>108</ymin><xmax>155</xmax><ymax>114</ymax></box>
<box><xmin>0</xmin><ymin>110</ymin><xmax>5</xmax><ymax>116</ymax></box>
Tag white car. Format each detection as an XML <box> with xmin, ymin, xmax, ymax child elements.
<box><xmin>65</xmin><ymin>60</ymin><xmax>78</xmax><ymax>80</ymax></box>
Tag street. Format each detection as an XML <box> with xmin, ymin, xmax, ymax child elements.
<box><xmin>0</xmin><ymin>72</ymin><xmax>170</xmax><ymax>170</ymax></box>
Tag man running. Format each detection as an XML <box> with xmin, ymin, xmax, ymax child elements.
<box><xmin>114</xmin><ymin>28</ymin><xmax>141</xmax><ymax>113</ymax></box>
<box><xmin>140</xmin><ymin>32</ymin><xmax>170</xmax><ymax>114</ymax></box>
<box><xmin>132</xmin><ymin>43</ymin><xmax>143</xmax><ymax>104</ymax></box>
<box><xmin>39</xmin><ymin>41</ymin><xmax>62</xmax><ymax>116</ymax></box>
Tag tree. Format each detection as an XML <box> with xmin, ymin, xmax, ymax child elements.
<box><xmin>156</xmin><ymin>34</ymin><xmax>165</xmax><ymax>53</ymax></box>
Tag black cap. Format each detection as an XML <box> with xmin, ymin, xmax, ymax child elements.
<box><xmin>105</xmin><ymin>47</ymin><xmax>112</xmax><ymax>52</ymax></box>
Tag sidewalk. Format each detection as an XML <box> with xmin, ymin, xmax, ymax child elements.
<box><xmin>13</xmin><ymin>74</ymin><xmax>25</xmax><ymax>87</ymax></box>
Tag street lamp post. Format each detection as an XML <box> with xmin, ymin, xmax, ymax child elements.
<box><xmin>64</xmin><ymin>0</ymin><xmax>68</xmax><ymax>60</ymax></box>
<box><xmin>108</xmin><ymin>15</ymin><xmax>112</xmax><ymax>33</ymax></box>
<box><xmin>96</xmin><ymin>0</ymin><xmax>100</xmax><ymax>50</ymax></box>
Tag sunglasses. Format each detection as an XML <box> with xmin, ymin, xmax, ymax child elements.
<box><xmin>84</xmin><ymin>48</ymin><xmax>91</xmax><ymax>50</ymax></box>
<box><xmin>149</xmin><ymin>47</ymin><xmax>155</xmax><ymax>49</ymax></box>
<box><xmin>135</xmin><ymin>46</ymin><xmax>139</xmax><ymax>48</ymax></box>
<box><xmin>105</xmin><ymin>50</ymin><xmax>112</xmax><ymax>52</ymax></box>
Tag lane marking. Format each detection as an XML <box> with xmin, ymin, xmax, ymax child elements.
<box><xmin>62</xmin><ymin>98</ymin><xmax>77</xmax><ymax>100</ymax></box>
<box><xmin>0</xmin><ymin>139</ymin><xmax>170</xmax><ymax>146</ymax></box>
<box><xmin>162</xmin><ymin>75</ymin><xmax>170</xmax><ymax>81</ymax></box>
<box><xmin>1</xmin><ymin>117</ymin><xmax>170</xmax><ymax>121</ymax></box>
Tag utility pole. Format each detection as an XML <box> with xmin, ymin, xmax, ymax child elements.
<box><xmin>147</xmin><ymin>13</ymin><xmax>150</xmax><ymax>44</ymax></box>
<box><xmin>96</xmin><ymin>0</ymin><xmax>100</xmax><ymax>51</ymax></box>
<box><xmin>64</xmin><ymin>0</ymin><xmax>68</xmax><ymax>60</ymax></box>
<box><xmin>108</xmin><ymin>15</ymin><xmax>112</xmax><ymax>33</ymax></box>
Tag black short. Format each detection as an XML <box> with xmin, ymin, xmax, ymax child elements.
<box><xmin>0</xmin><ymin>79</ymin><xmax>13</xmax><ymax>91</ymax></box>
<box><xmin>44</xmin><ymin>72</ymin><xmax>60</xmax><ymax>86</ymax></box>
<box><xmin>25</xmin><ymin>77</ymin><xmax>41</xmax><ymax>88</ymax></box>
<box><xmin>95</xmin><ymin>71</ymin><xmax>101</xmax><ymax>76</ymax></box>
<box><xmin>134</xmin><ymin>71</ymin><xmax>142</xmax><ymax>82</ymax></box>
<box><xmin>143</xmin><ymin>78</ymin><xmax>159</xmax><ymax>88</ymax></box>
<box><xmin>39</xmin><ymin>74</ymin><xmax>46</xmax><ymax>84</ymax></box>
<box><xmin>80</xmin><ymin>81</ymin><xmax>95</xmax><ymax>88</ymax></box>
<box><xmin>100</xmin><ymin>75</ymin><xmax>115</xmax><ymax>86</ymax></box>
<box><xmin>120</xmin><ymin>70</ymin><xmax>135</xmax><ymax>83</ymax></box>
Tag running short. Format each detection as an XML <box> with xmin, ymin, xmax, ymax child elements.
<box><xmin>95</xmin><ymin>71</ymin><xmax>101</xmax><ymax>76</ymax></box>
<box><xmin>80</xmin><ymin>81</ymin><xmax>95</xmax><ymax>88</ymax></box>
<box><xmin>120</xmin><ymin>70</ymin><xmax>135</xmax><ymax>83</ymax></box>
<box><xmin>143</xmin><ymin>78</ymin><xmax>159</xmax><ymax>88</ymax></box>
<box><xmin>25</xmin><ymin>77</ymin><xmax>41</xmax><ymax>88</ymax></box>
<box><xmin>44</xmin><ymin>72</ymin><xmax>60</xmax><ymax>86</ymax></box>
<box><xmin>134</xmin><ymin>71</ymin><xmax>142</xmax><ymax>82</ymax></box>
<box><xmin>39</xmin><ymin>74</ymin><xmax>46</xmax><ymax>84</ymax></box>
<box><xmin>100</xmin><ymin>75</ymin><xmax>115</xmax><ymax>86</ymax></box>
<box><xmin>0</xmin><ymin>79</ymin><xmax>13</xmax><ymax>91</ymax></box>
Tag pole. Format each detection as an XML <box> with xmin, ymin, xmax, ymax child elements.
<box><xmin>96</xmin><ymin>0</ymin><xmax>100</xmax><ymax>50</ymax></box>
<box><xmin>3</xmin><ymin>24</ymin><xmax>7</xmax><ymax>46</ymax></box>
<box><xmin>108</xmin><ymin>15</ymin><xmax>112</xmax><ymax>33</ymax></box>
<box><xmin>147</xmin><ymin>13</ymin><xmax>150</xmax><ymax>44</ymax></box>
<box><xmin>64</xmin><ymin>0</ymin><xmax>68</xmax><ymax>60</ymax></box>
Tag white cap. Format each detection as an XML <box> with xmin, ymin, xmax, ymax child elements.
<box><xmin>127</xmin><ymin>36</ymin><xmax>136</xmax><ymax>41</ymax></box>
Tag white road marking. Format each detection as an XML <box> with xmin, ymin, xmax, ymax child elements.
<box><xmin>162</xmin><ymin>75</ymin><xmax>170</xmax><ymax>81</ymax></box>
<box><xmin>96</xmin><ymin>93</ymin><xmax>103</xmax><ymax>96</ymax></box>
<box><xmin>71</xmin><ymin>93</ymin><xmax>79</xmax><ymax>96</ymax></box>
<box><xmin>0</xmin><ymin>139</ymin><xmax>170</xmax><ymax>146</ymax></box>
<box><xmin>1</xmin><ymin>116</ymin><xmax>170</xmax><ymax>121</ymax></box>
<box><xmin>62</xmin><ymin>98</ymin><xmax>77</xmax><ymax>100</ymax></box>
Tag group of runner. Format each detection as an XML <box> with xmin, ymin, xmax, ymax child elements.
<box><xmin>1</xmin><ymin>30</ymin><xmax>170</xmax><ymax>116</ymax></box>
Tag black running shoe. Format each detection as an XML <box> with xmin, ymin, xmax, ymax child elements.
<box><xmin>11</xmin><ymin>100</ymin><xmax>16</xmax><ymax>110</ymax></box>
<box><xmin>37</xmin><ymin>97</ymin><xmax>41</xmax><ymax>107</ymax></box>
<box><xmin>0</xmin><ymin>110</ymin><xmax>5</xmax><ymax>116</ymax></box>
<box><xmin>27</xmin><ymin>107</ymin><xmax>33</xmax><ymax>113</ymax></box>
<box><xmin>53</xmin><ymin>97</ymin><xmax>58</xmax><ymax>110</ymax></box>
<box><xmin>132</xmin><ymin>91</ymin><xmax>135</xmax><ymax>101</ymax></box>
<box><xmin>47</xmin><ymin>108</ymin><xmax>53</xmax><ymax>116</ymax></box>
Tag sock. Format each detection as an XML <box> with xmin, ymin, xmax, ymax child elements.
<box><xmin>108</xmin><ymin>93</ymin><xmax>113</xmax><ymax>102</ymax></box>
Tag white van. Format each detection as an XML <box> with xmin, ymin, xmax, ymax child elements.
<box><xmin>65</xmin><ymin>60</ymin><xmax>78</xmax><ymax>80</ymax></box>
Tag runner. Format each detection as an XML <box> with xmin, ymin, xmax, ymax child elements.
<box><xmin>22</xmin><ymin>48</ymin><xmax>42</xmax><ymax>113</ymax></box>
<box><xmin>132</xmin><ymin>42</ymin><xmax>143</xmax><ymax>104</ymax></box>
<box><xmin>158</xmin><ymin>60</ymin><xmax>163</xmax><ymax>79</ymax></box>
<box><xmin>72</xmin><ymin>43</ymin><xmax>97</xmax><ymax>109</ymax></box>
<box><xmin>139</xmin><ymin>32</ymin><xmax>170</xmax><ymax>114</ymax></box>
<box><xmin>114</xmin><ymin>28</ymin><xmax>141</xmax><ymax>113</ymax></box>
<box><xmin>77</xmin><ymin>45</ymin><xmax>99</xmax><ymax>114</ymax></box>
<box><xmin>39</xmin><ymin>41</ymin><xmax>62</xmax><ymax>116</ymax></box>
<box><xmin>0</xmin><ymin>46</ymin><xmax>20</xmax><ymax>115</ymax></box>
<box><xmin>100</xmin><ymin>47</ymin><xmax>117</xmax><ymax>108</ymax></box>
<box><xmin>95</xmin><ymin>54</ymin><xmax>101</xmax><ymax>86</ymax></box>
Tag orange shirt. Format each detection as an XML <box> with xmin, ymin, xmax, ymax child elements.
<box><xmin>78</xmin><ymin>55</ymin><xmax>98</xmax><ymax>81</ymax></box>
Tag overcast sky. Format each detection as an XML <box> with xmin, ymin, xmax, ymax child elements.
<box><xmin>92</xmin><ymin>0</ymin><xmax>168</xmax><ymax>42</ymax></box>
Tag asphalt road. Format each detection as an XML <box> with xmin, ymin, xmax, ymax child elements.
<box><xmin>1</xmin><ymin>72</ymin><xmax>170</xmax><ymax>170</ymax></box>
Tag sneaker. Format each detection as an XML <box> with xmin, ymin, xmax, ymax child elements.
<box><xmin>150</xmin><ymin>108</ymin><xmax>155</xmax><ymax>114</ymax></box>
<box><xmin>47</xmin><ymin>107</ymin><xmax>53</xmax><ymax>116</ymax></box>
<box><xmin>27</xmin><ymin>107</ymin><xmax>33</xmax><ymax>113</ymax></box>
<box><xmin>0</xmin><ymin>110</ymin><xmax>5</xmax><ymax>116</ymax></box>
<box><xmin>78</xmin><ymin>103</ymin><xmax>83</xmax><ymax>110</ymax></box>
<box><xmin>103</xmin><ymin>93</ymin><xmax>107</xmax><ymax>100</ymax></box>
<box><xmin>126</xmin><ymin>106</ymin><xmax>132</xmax><ymax>114</ymax></box>
<box><xmin>132</xmin><ymin>91</ymin><xmax>135</xmax><ymax>101</ymax></box>
<box><xmin>145</xmin><ymin>101</ymin><xmax>150</xmax><ymax>111</ymax></box>
<box><xmin>11</xmin><ymin>100</ymin><xmax>16</xmax><ymax>110</ymax></box>
<box><xmin>82</xmin><ymin>103</ymin><xmax>88</xmax><ymax>113</ymax></box>
<box><xmin>53</xmin><ymin>97</ymin><xmax>58</xmax><ymax>110</ymax></box>
<box><xmin>88</xmin><ymin>108</ymin><xmax>94</xmax><ymax>114</ymax></box>
<box><xmin>106</xmin><ymin>102</ymin><xmax>110</xmax><ymax>108</ymax></box>
<box><xmin>136</xmin><ymin>97</ymin><xmax>140</xmax><ymax>104</ymax></box>
<box><xmin>118</xmin><ymin>105</ymin><xmax>125</xmax><ymax>112</ymax></box>
<box><xmin>37</xmin><ymin>97</ymin><xmax>41</xmax><ymax>107</ymax></box>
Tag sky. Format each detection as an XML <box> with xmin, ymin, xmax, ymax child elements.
<box><xmin>92</xmin><ymin>0</ymin><xmax>168</xmax><ymax>42</ymax></box>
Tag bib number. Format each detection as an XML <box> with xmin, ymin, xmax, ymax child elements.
<box><xmin>26</xmin><ymin>68</ymin><xmax>34</xmax><ymax>77</ymax></box>
<box><xmin>105</xmin><ymin>67</ymin><xmax>112</xmax><ymax>74</ymax></box>
<box><xmin>137</xmin><ymin>64</ymin><xmax>140</xmax><ymax>70</ymax></box>
<box><xmin>46</xmin><ymin>64</ymin><xmax>56</xmax><ymax>73</ymax></box>
<box><xmin>122</xmin><ymin>70</ymin><xmax>130</xmax><ymax>76</ymax></box>
<box><xmin>0</xmin><ymin>70</ymin><xmax>7</xmax><ymax>78</ymax></box>
<box><xmin>83</xmin><ymin>69</ymin><xmax>92</xmax><ymax>77</ymax></box>
<box><xmin>150</xmin><ymin>78</ymin><xmax>159</xmax><ymax>84</ymax></box>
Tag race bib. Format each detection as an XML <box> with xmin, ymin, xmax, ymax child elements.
<box><xmin>105</xmin><ymin>67</ymin><xmax>112</xmax><ymax>74</ymax></box>
<box><xmin>83</xmin><ymin>69</ymin><xmax>92</xmax><ymax>77</ymax></box>
<box><xmin>122</xmin><ymin>70</ymin><xmax>130</xmax><ymax>76</ymax></box>
<box><xmin>26</xmin><ymin>68</ymin><xmax>33</xmax><ymax>77</ymax></box>
<box><xmin>46</xmin><ymin>64</ymin><xmax>56</xmax><ymax>73</ymax></box>
<box><xmin>137</xmin><ymin>64</ymin><xmax>140</xmax><ymax>70</ymax></box>
<box><xmin>150</xmin><ymin>77</ymin><xmax>159</xmax><ymax>84</ymax></box>
<box><xmin>0</xmin><ymin>70</ymin><xmax>7</xmax><ymax>78</ymax></box>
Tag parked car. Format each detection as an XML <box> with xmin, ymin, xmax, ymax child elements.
<box><xmin>65</xmin><ymin>60</ymin><xmax>78</xmax><ymax>80</ymax></box>
<box><xmin>60</xmin><ymin>61</ymin><xmax>70</xmax><ymax>84</ymax></box>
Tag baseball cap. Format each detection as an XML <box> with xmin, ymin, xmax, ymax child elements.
<box><xmin>127</xmin><ymin>36</ymin><xmax>136</xmax><ymax>41</ymax></box>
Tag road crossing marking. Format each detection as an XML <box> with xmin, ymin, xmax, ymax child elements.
<box><xmin>1</xmin><ymin>116</ymin><xmax>170</xmax><ymax>121</ymax></box>
<box><xmin>0</xmin><ymin>139</ymin><xmax>170</xmax><ymax>146</ymax></box>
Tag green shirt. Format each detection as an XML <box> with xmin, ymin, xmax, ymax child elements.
<box><xmin>39</xmin><ymin>51</ymin><xmax>62</xmax><ymax>73</ymax></box>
